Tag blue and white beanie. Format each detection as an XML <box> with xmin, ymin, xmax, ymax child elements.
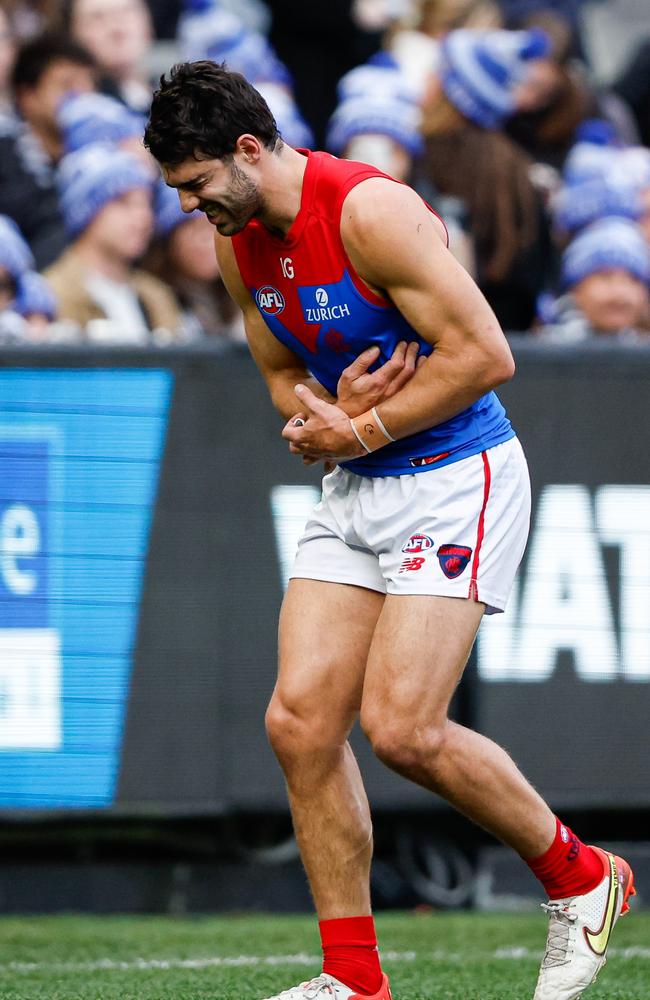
<box><xmin>440</xmin><ymin>27</ymin><xmax>551</xmax><ymax>129</ymax></box>
<box><xmin>180</xmin><ymin>0</ymin><xmax>270</xmax><ymax>35</ymax></box>
<box><xmin>553</xmin><ymin>175</ymin><xmax>643</xmax><ymax>234</ymax></box>
<box><xmin>327</xmin><ymin>54</ymin><xmax>423</xmax><ymax>157</ymax></box>
<box><xmin>178</xmin><ymin>2</ymin><xmax>291</xmax><ymax>86</ymax></box>
<box><xmin>0</xmin><ymin>215</ymin><xmax>35</xmax><ymax>278</ymax></box>
<box><xmin>336</xmin><ymin>52</ymin><xmax>420</xmax><ymax>104</ymax></box>
<box><xmin>561</xmin><ymin>217</ymin><xmax>650</xmax><ymax>289</ymax></box>
<box><xmin>555</xmin><ymin>144</ymin><xmax>650</xmax><ymax>234</ymax></box>
<box><xmin>255</xmin><ymin>82</ymin><xmax>314</xmax><ymax>150</ymax></box>
<box><xmin>58</xmin><ymin>143</ymin><xmax>153</xmax><ymax>236</ymax></box>
<box><xmin>154</xmin><ymin>177</ymin><xmax>201</xmax><ymax>236</ymax></box>
<box><xmin>59</xmin><ymin>92</ymin><xmax>146</xmax><ymax>154</ymax></box>
<box><xmin>14</xmin><ymin>272</ymin><xmax>58</xmax><ymax>320</ymax></box>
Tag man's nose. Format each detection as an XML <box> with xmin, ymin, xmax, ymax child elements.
<box><xmin>179</xmin><ymin>189</ymin><xmax>200</xmax><ymax>213</ymax></box>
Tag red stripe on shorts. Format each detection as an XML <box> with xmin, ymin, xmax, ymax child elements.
<box><xmin>469</xmin><ymin>451</ymin><xmax>491</xmax><ymax>602</ymax></box>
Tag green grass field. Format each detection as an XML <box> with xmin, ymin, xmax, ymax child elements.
<box><xmin>1</xmin><ymin>910</ymin><xmax>648</xmax><ymax>1000</ymax></box>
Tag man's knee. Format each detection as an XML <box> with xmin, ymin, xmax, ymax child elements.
<box><xmin>361</xmin><ymin>707</ymin><xmax>448</xmax><ymax>776</ymax></box>
<box><xmin>265</xmin><ymin>692</ymin><xmax>346</xmax><ymax>762</ymax></box>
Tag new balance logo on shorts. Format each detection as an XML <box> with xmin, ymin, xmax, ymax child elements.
<box><xmin>399</xmin><ymin>557</ymin><xmax>426</xmax><ymax>573</ymax></box>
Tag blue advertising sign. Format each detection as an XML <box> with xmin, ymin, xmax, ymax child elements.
<box><xmin>0</xmin><ymin>369</ymin><xmax>172</xmax><ymax>808</ymax></box>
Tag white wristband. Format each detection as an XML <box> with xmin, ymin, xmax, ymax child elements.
<box><xmin>371</xmin><ymin>407</ymin><xmax>396</xmax><ymax>442</ymax></box>
<box><xmin>349</xmin><ymin>418</ymin><xmax>372</xmax><ymax>453</ymax></box>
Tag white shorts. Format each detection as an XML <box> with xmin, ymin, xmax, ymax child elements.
<box><xmin>290</xmin><ymin>437</ymin><xmax>531</xmax><ymax>614</ymax></box>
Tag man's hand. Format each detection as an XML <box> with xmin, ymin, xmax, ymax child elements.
<box><xmin>336</xmin><ymin>341</ymin><xmax>421</xmax><ymax>417</ymax></box>
<box><xmin>282</xmin><ymin>385</ymin><xmax>367</xmax><ymax>462</ymax></box>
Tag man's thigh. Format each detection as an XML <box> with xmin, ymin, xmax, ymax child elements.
<box><xmin>276</xmin><ymin>578</ymin><xmax>384</xmax><ymax>731</ymax></box>
<box><xmin>361</xmin><ymin>594</ymin><xmax>484</xmax><ymax>729</ymax></box>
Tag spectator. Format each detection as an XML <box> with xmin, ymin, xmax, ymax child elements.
<box><xmin>178</xmin><ymin>3</ymin><xmax>315</xmax><ymax>150</ymax></box>
<box><xmin>0</xmin><ymin>33</ymin><xmax>96</xmax><ymax>268</ymax></box>
<box><xmin>416</xmin><ymin>27</ymin><xmax>555</xmax><ymax>330</ymax></box>
<box><xmin>387</xmin><ymin>0</ymin><xmax>502</xmax><ymax>99</ymax></box>
<box><xmin>504</xmin><ymin>10</ymin><xmax>638</xmax><ymax>168</ymax></box>
<box><xmin>177</xmin><ymin>0</ymin><xmax>292</xmax><ymax>88</ymax></box>
<box><xmin>326</xmin><ymin>53</ymin><xmax>423</xmax><ymax>180</ymax></box>
<box><xmin>45</xmin><ymin>143</ymin><xmax>182</xmax><ymax>342</ymax></box>
<box><xmin>57</xmin><ymin>89</ymin><xmax>153</xmax><ymax>169</ymax></box>
<box><xmin>538</xmin><ymin>217</ymin><xmax>650</xmax><ymax>342</ymax></box>
<box><xmin>552</xmin><ymin>131</ymin><xmax>650</xmax><ymax>243</ymax></box>
<box><xmin>144</xmin><ymin>181</ymin><xmax>244</xmax><ymax>340</ymax></box>
<box><xmin>0</xmin><ymin>213</ymin><xmax>59</xmax><ymax>341</ymax></box>
<box><xmin>60</xmin><ymin>0</ymin><xmax>154</xmax><ymax>112</ymax></box>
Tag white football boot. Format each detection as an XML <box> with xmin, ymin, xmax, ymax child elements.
<box><xmin>533</xmin><ymin>847</ymin><xmax>636</xmax><ymax>1000</ymax></box>
<box><xmin>261</xmin><ymin>972</ymin><xmax>392</xmax><ymax>1000</ymax></box>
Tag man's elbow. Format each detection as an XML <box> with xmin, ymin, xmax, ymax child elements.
<box><xmin>482</xmin><ymin>345</ymin><xmax>515</xmax><ymax>390</ymax></box>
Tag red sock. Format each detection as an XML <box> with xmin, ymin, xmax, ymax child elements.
<box><xmin>319</xmin><ymin>915</ymin><xmax>383</xmax><ymax>997</ymax></box>
<box><xmin>526</xmin><ymin>817</ymin><xmax>605</xmax><ymax>899</ymax></box>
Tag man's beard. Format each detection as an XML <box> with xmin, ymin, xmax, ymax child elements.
<box><xmin>205</xmin><ymin>160</ymin><xmax>264</xmax><ymax>236</ymax></box>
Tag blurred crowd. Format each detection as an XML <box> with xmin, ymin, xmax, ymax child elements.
<box><xmin>0</xmin><ymin>0</ymin><xmax>649</xmax><ymax>346</ymax></box>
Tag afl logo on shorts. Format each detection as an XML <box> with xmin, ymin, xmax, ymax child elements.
<box><xmin>402</xmin><ymin>533</ymin><xmax>434</xmax><ymax>554</ymax></box>
<box><xmin>437</xmin><ymin>544</ymin><xmax>472</xmax><ymax>578</ymax></box>
<box><xmin>256</xmin><ymin>285</ymin><xmax>285</xmax><ymax>315</ymax></box>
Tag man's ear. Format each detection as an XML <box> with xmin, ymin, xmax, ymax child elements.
<box><xmin>235</xmin><ymin>134</ymin><xmax>262</xmax><ymax>164</ymax></box>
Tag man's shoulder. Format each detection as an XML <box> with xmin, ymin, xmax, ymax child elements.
<box><xmin>341</xmin><ymin>177</ymin><xmax>446</xmax><ymax>247</ymax></box>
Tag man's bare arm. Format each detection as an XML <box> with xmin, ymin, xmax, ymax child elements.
<box><xmin>340</xmin><ymin>177</ymin><xmax>515</xmax><ymax>439</ymax></box>
<box><xmin>215</xmin><ymin>234</ymin><xmax>334</xmax><ymax>419</ymax></box>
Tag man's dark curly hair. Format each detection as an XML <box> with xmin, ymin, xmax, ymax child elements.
<box><xmin>144</xmin><ymin>61</ymin><xmax>280</xmax><ymax>166</ymax></box>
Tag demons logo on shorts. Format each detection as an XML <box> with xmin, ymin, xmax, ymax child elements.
<box><xmin>402</xmin><ymin>533</ymin><xmax>434</xmax><ymax>554</ymax></box>
<box><xmin>256</xmin><ymin>285</ymin><xmax>285</xmax><ymax>315</ymax></box>
<box><xmin>437</xmin><ymin>544</ymin><xmax>472</xmax><ymax>579</ymax></box>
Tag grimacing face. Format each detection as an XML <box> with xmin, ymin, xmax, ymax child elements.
<box><xmin>162</xmin><ymin>154</ymin><xmax>265</xmax><ymax>238</ymax></box>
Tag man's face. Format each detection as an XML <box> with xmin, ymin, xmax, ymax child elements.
<box><xmin>573</xmin><ymin>268</ymin><xmax>650</xmax><ymax>334</ymax></box>
<box><xmin>71</xmin><ymin>0</ymin><xmax>152</xmax><ymax>78</ymax></box>
<box><xmin>17</xmin><ymin>59</ymin><xmax>95</xmax><ymax>132</ymax></box>
<box><xmin>162</xmin><ymin>155</ymin><xmax>265</xmax><ymax>238</ymax></box>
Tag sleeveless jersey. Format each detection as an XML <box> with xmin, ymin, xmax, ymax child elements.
<box><xmin>231</xmin><ymin>149</ymin><xmax>514</xmax><ymax>477</ymax></box>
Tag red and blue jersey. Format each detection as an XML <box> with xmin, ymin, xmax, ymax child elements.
<box><xmin>232</xmin><ymin>149</ymin><xmax>514</xmax><ymax>476</ymax></box>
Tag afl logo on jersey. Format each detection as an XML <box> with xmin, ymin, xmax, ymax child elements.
<box><xmin>315</xmin><ymin>287</ymin><xmax>329</xmax><ymax>307</ymax></box>
<box><xmin>402</xmin><ymin>533</ymin><xmax>434</xmax><ymax>554</ymax></box>
<box><xmin>256</xmin><ymin>285</ymin><xmax>285</xmax><ymax>315</ymax></box>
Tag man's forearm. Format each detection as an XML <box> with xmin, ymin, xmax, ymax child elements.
<box><xmin>268</xmin><ymin>370</ymin><xmax>335</xmax><ymax>420</ymax></box>
<box><xmin>372</xmin><ymin>346</ymin><xmax>514</xmax><ymax>441</ymax></box>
